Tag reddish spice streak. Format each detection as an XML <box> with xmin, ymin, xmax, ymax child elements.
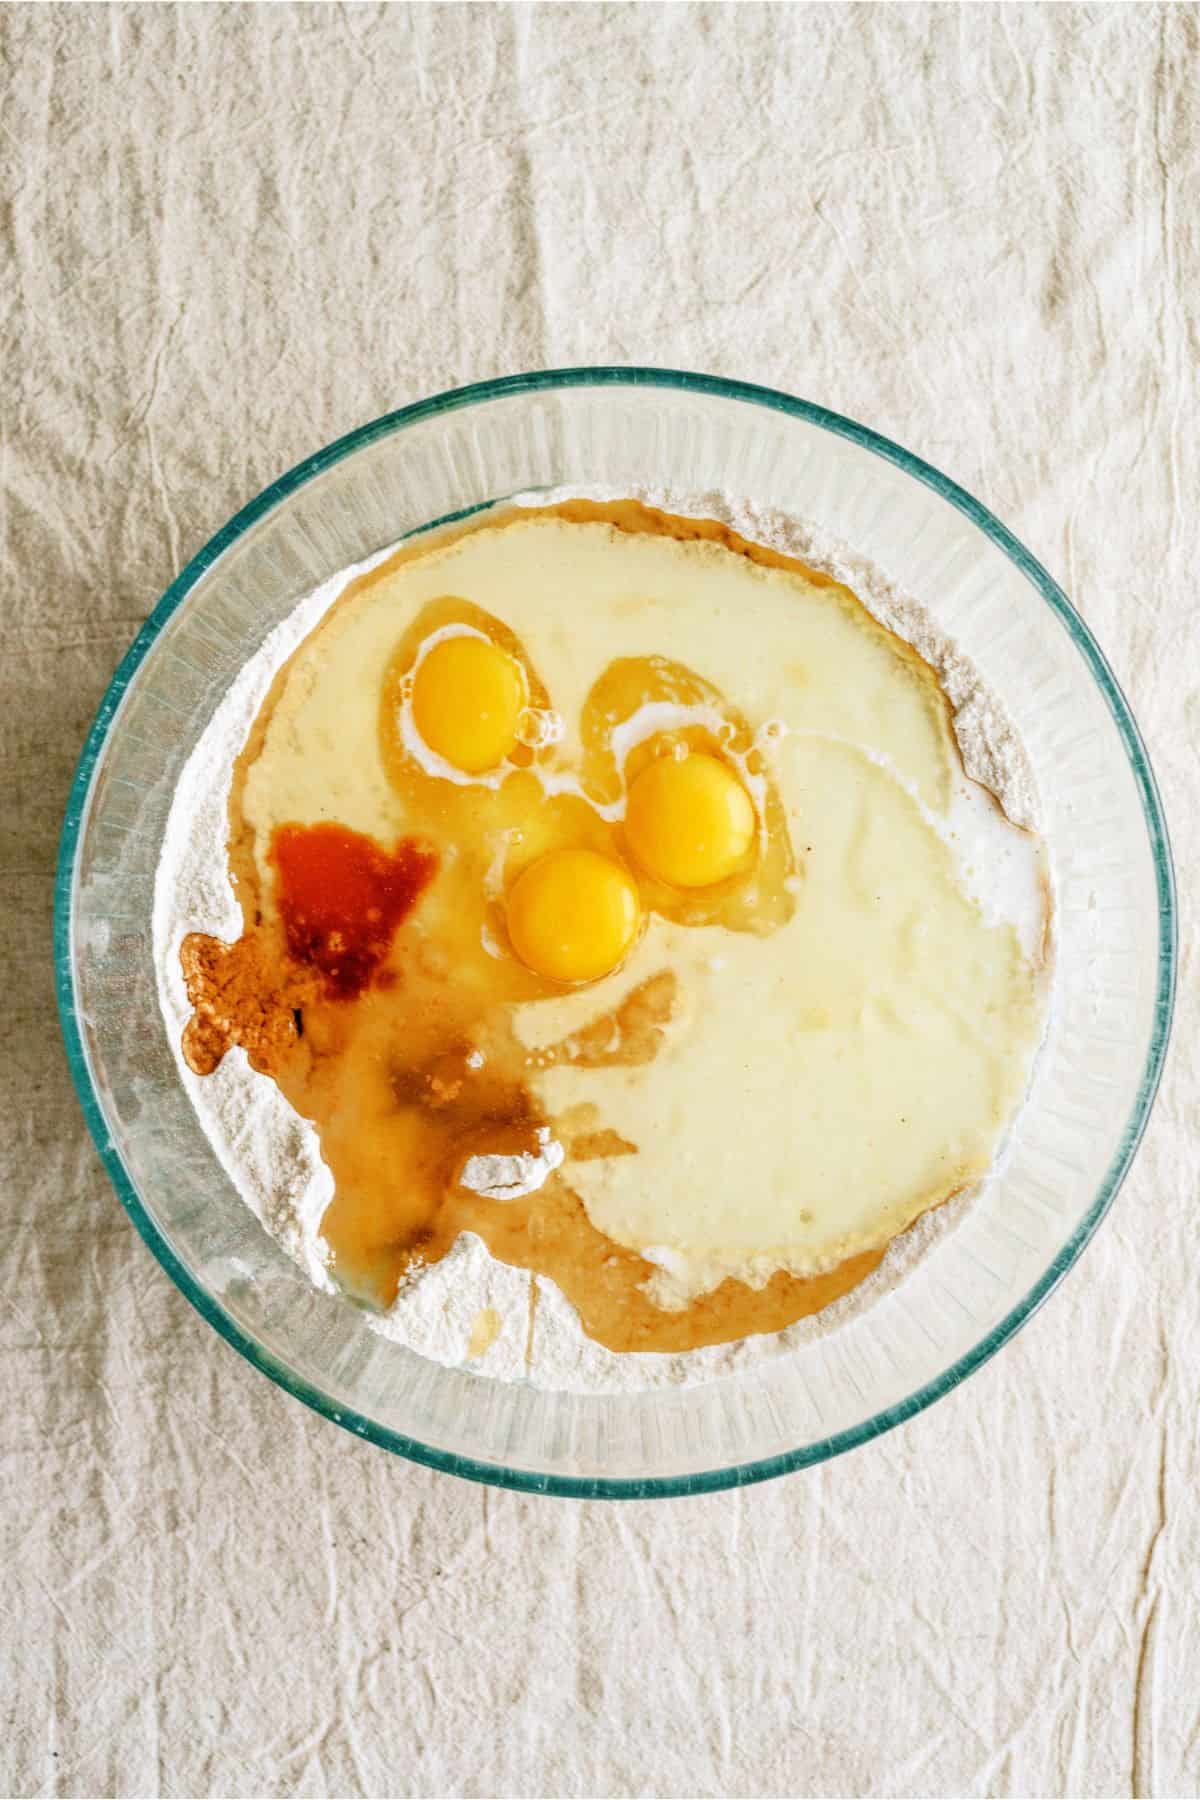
<box><xmin>268</xmin><ymin>822</ymin><xmax>437</xmax><ymax>999</ymax></box>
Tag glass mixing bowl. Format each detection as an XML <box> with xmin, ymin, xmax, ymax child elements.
<box><xmin>55</xmin><ymin>370</ymin><xmax>1176</xmax><ymax>1497</ymax></box>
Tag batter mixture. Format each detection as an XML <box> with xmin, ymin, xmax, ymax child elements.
<box><xmin>154</xmin><ymin>492</ymin><xmax>1052</xmax><ymax>1390</ymax></box>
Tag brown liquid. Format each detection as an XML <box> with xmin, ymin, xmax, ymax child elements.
<box><xmin>180</xmin><ymin>502</ymin><xmax>924</xmax><ymax>1353</ymax></box>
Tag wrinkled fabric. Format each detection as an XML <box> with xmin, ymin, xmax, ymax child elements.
<box><xmin>2</xmin><ymin>4</ymin><xmax>1197</xmax><ymax>1796</ymax></box>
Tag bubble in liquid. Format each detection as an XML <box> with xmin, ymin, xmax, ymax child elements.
<box><xmin>517</xmin><ymin>707</ymin><xmax>563</xmax><ymax>749</ymax></box>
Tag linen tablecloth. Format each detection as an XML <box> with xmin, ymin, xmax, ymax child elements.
<box><xmin>3</xmin><ymin>5</ymin><xmax>1196</xmax><ymax>1795</ymax></box>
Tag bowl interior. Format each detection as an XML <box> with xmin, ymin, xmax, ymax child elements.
<box><xmin>58</xmin><ymin>371</ymin><xmax>1174</xmax><ymax>1496</ymax></box>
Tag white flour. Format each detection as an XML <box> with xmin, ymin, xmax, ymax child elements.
<box><xmin>152</xmin><ymin>492</ymin><xmax>1047</xmax><ymax>1394</ymax></box>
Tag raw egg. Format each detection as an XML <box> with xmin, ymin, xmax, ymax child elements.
<box><xmin>411</xmin><ymin>633</ymin><xmax>526</xmax><ymax>773</ymax></box>
<box><xmin>507</xmin><ymin>847</ymin><xmax>641</xmax><ymax>984</ymax></box>
<box><xmin>624</xmin><ymin>750</ymin><xmax>756</xmax><ymax>889</ymax></box>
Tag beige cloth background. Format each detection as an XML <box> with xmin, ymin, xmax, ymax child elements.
<box><xmin>3</xmin><ymin>4</ymin><xmax>1196</xmax><ymax>1797</ymax></box>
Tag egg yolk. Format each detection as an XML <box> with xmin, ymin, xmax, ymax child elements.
<box><xmin>411</xmin><ymin>635</ymin><xmax>526</xmax><ymax>774</ymax></box>
<box><xmin>624</xmin><ymin>751</ymin><xmax>757</xmax><ymax>889</ymax></box>
<box><xmin>507</xmin><ymin>848</ymin><xmax>641</xmax><ymax>984</ymax></box>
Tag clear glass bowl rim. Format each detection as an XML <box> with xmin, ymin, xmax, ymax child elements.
<box><xmin>54</xmin><ymin>366</ymin><xmax>1178</xmax><ymax>1499</ymax></box>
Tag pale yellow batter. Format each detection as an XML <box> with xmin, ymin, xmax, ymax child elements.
<box><xmin>226</xmin><ymin>503</ymin><xmax>1048</xmax><ymax>1316</ymax></box>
